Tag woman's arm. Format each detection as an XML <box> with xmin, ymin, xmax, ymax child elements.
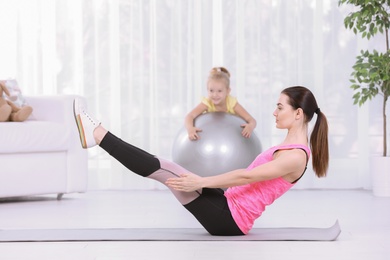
<box><xmin>184</xmin><ymin>103</ymin><xmax>208</xmax><ymax>140</ymax></box>
<box><xmin>233</xmin><ymin>103</ymin><xmax>257</xmax><ymax>138</ymax></box>
<box><xmin>166</xmin><ymin>149</ymin><xmax>307</xmax><ymax>192</ymax></box>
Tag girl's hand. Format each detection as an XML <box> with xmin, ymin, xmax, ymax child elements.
<box><xmin>188</xmin><ymin>127</ymin><xmax>202</xmax><ymax>140</ymax></box>
<box><xmin>166</xmin><ymin>173</ymin><xmax>204</xmax><ymax>192</ymax></box>
<box><xmin>240</xmin><ymin>123</ymin><xmax>254</xmax><ymax>138</ymax></box>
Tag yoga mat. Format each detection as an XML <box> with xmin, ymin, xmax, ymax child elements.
<box><xmin>0</xmin><ymin>220</ymin><xmax>341</xmax><ymax>242</ymax></box>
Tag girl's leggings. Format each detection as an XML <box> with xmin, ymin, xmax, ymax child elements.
<box><xmin>99</xmin><ymin>131</ymin><xmax>244</xmax><ymax>236</ymax></box>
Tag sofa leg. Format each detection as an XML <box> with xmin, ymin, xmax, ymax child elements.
<box><xmin>57</xmin><ymin>193</ymin><xmax>64</xmax><ymax>200</ymax></box>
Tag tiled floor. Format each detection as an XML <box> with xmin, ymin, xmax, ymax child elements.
<box><xmin>0</xmin><ymin>189</ymin><xmax>389</xmax><ymax>260</ymax></box>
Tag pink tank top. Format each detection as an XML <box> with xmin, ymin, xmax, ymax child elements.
<box><xmin>224</xmin><ymin>144</ymin><xmax>310</xmax><ymax>234</ymax></box>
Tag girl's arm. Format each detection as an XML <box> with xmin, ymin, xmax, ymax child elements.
<box><xmin>185</xmin><ymin>103</ymin><xmax>208</xmax><ymax>140</ymax></box>
<box><xmin>166</xmin><ymin>149</ymin><xmax>307</xmax><ymax>192</ymax></box>
<box><xmin>233</xmin><ymin>103</ymin><xmax>257</xmax><ymax>138</ymax></box>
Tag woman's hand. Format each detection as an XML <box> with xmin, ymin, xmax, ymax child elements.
<box><xmin>166</xmin><ymin>173</ymin><xmax>204</xmax><ymax>192</ymax></box>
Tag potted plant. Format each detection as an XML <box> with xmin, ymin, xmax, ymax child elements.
<box><xmin>339</xmin><ymin>0</ymin><xmax>390</xmax><ymax>196</ymax></box>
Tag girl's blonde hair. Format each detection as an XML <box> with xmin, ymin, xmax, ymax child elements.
<box><xmin>207</xmin><ymin>67</ymin><xmax>231</xmax><ymax>89</ymax></box>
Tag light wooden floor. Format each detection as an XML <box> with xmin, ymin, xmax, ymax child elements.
<box><xmin>0</xmin><ymin>189</ymin><xmax>389</xmax><ymax>260</ymax></box>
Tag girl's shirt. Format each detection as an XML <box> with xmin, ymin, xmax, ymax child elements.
<box><xmin>224</xmin><ymin>144</ymin><xmax>310</xmax><ymax>234</ymax></box>
<box><xmin>201</xmin><ymin>95</ymin><xmax>237</xmax><ymax>114</ymax></box>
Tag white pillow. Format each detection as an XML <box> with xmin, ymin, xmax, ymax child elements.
<box><xmin>1</xmin><ymin>79</ymin><xmax>27</xmax><ymax>107</ymax></box>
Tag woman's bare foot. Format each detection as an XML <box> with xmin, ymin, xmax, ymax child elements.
<box><xmin>93</xmin><ymin>125</ymin><xmax>108</xmax><ymax>145</ymax></box>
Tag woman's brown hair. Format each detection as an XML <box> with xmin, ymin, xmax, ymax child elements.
<box><xmin>281</xmin><ymin>86</ymin><xmax>329</xmax><ymax>177</ymax></box>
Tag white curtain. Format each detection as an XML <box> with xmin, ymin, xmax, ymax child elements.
<box><xmin>0</xmin><ymin>0</ymin><xmax>383</xmax><ymax>190</ymax></box>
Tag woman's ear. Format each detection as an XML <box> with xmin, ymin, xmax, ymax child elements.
<box><xmin>295</xmin><ymin>108</ymin><xmax>304</xmax><ymax>119</ymax></box>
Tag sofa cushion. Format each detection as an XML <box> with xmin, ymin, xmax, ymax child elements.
<box><xmin>0</xmin><ymin>121</ymin><xmax>71</xmax><ymax>153</ymax></box>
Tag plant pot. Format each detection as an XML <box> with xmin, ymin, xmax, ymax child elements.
<box><xmin>370</xmin><ymin>156</ymin><xmax>390</xmax><ymax>197</ymax></box>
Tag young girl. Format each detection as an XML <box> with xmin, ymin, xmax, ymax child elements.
<box><xmin>185</xmin><ymin>67</ymin><xmax>257</xmax><ymax>140</ymax></box>
<box><xmin>74</xmin><ymin>86</ymin><xmax>329</xmax><ymax>236</ymax></box>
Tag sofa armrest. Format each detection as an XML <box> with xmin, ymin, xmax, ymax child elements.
<box><xmin>26</xmin><ymin>95</ymin><xmax>89</xmax><ymax>193</ymax></box>
<box><xmin>25</xmin><ymin>95</ymin><xmax>84</xmax><ymax>123</ymax></box>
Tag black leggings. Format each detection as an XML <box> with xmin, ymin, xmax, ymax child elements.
<box><xmin>99</xmin><ymin>131</ymin><xmax>244</xmax><ymax>236</ymax></box>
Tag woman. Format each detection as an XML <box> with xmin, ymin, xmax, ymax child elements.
<box><xmin>74</xmin><ymin>86</ymin><xmax>328</xmax><ymax>236</ymax></box>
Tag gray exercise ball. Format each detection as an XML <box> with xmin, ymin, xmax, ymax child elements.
<box><xmin>172</xmin><ymin>112</ymin><xmax>262</xmax><ymax>177</ymax></box>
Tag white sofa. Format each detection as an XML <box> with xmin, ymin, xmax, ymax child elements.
<box><xmin>0</xmin><ymin>95</ymin><xmax>88</xmax><ymax>199</ymax></box>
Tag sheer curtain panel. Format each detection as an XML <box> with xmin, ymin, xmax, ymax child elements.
<box><xmin>0</xmin><ymin>0</ymin><xmax>381</xmax><ymax>190</ymax></box>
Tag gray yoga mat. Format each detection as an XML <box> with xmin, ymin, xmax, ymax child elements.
<box><xmin>0</xmin><ymin>220</ymin><xmax>341</xmax><ymax>242</ymax></box>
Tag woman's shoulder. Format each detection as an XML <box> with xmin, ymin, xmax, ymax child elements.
<box><xmin>274</xmin><ymin>143</ymin><xmax>309</xmax><ymax>149</ymax></box>
<box><xmin>273</xmin><ymin>144</ymin><xmax>310</xmax><ymax>159</ymax></box>
<box><xmin>270</xmin><ymin>144</ymin><xmax>310</xmax><ymax>157</ymax></box>
<box><xmin>249</xmin><ymin>144</ymin><xmax>309</xmax><ymax>169</ymax></box>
